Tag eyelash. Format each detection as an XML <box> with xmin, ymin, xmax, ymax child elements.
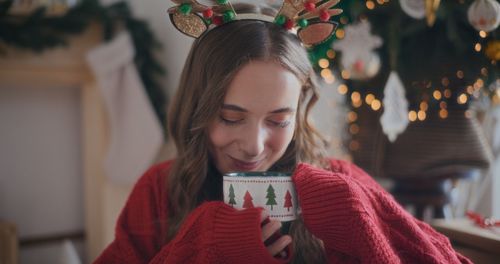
<box><xmin>219</xmin><ymin>117</ymin><xmax>241</xmax><ymax>126</ymax></box>
<box><xmin>219</xmin><ymin>117</ymin><xmax>290</xmax><ymax>128</ymax></box>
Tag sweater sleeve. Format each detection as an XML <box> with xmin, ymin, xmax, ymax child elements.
<box><xmin>292</xmin><ymin>161</ymin><xmax>472</xmax><ymax>264</ymax></box>
<box><xmin>94</xmin><ymin>162</ymin><xmax>290</xmax><ymax>264</ymax></box>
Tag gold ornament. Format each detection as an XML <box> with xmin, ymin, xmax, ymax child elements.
<box><xmin>425</xmin><ymin>0</ymin><xmax>441</xmax><ymax>27</ymax></box>
<box><xmin>485</xmin><ymin>40</ymin><xmax>500</xmax><ymax>61</ymax></box>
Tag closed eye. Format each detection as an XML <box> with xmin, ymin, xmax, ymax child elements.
<box><xmin>219</xmin><ymin>116</ymin><xmax>243</xmax><ymax>126</ymax></box>
<box><xmin>268</xmin><ymin>120</ymin><xmax>291</xmax><ymax>128</ymax></box>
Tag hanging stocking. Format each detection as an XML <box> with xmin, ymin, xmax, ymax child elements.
<box><xmin>86</xmin><ymin>32</ymin><xmax>163</xmax><ymax>185</ymax></box>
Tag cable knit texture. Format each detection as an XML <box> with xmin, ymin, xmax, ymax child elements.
<box><xmin>93</xmin><ymin>159</ymin><xmax>471</xmax><ymax>264</ymax></box>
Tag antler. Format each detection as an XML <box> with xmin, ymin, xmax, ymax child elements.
<box><xmin>168</xmin><ymin>0</ymin><xmax>231</xmax><ymax>16</ymax></box>
<box><xmin>277</xmin><ymin>0</ymin><xmax>342</xmax><ymax>22</ymax></box>
<box><xmin>168</xmin><ymin>0</ymin><xmax>235</xmax><ymax>38</ymax></box>
<box><xmin>299</xmin><ymin>0</ymin><xmax>342</xmax><ymax>20</ymax></box>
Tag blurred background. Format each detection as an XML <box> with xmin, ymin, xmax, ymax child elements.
<box><xmin>0</xmin><ymin>0</ymin><xmax>499</xmax><ymax>263</ymax></box>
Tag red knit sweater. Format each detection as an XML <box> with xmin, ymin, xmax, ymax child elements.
<box><xmin>94</xmin><ymin>159</ymin><xmax>471</xmax><ymax>263</ymax></box>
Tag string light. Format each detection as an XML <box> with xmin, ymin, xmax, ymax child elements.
<box><xmin>321</xmin><ymin>68</ymin><xmax>332</xmax><ymax>79</ymax></box>
<box><xmin>349</xmin><ymin>140</ymin><xmax>360</xmax><ymax>151</ymax></box>
<box><xmin>475</xmin><ymin>43</ymin><xmax>482</xmax><ymax>52</ymax></box>
<box><xmin>347</xmin><ymin>111</ymin><xmax>358</xmax><ymax>122</ymax></box>
<box><xmin>440</xmin><ymin>101</ymin><xmax>447</xmax><ymax>109</ymax></box>
<box><xmin>318</xmin><ymin>58</ymin><xmax>329</xmax><ymax>69</ymax></box>
<box><xmin>371</xmin><ymin>99</ymin><xmax>381</xmax><ymax>110</ymax></box>
<box><xmin>336</xmin><ymin>28</ymin><xmax>345</xmax><ymax>39</ymax></box>
<box><xmin>365</xmin><ymin>93</ymin><xmax>375</xmax><ymax>105</ymax></box>
<box><xmin>408</xmin><ymin>111</ymin><xmax>417</xmax><ymax>122</ymax></box>
<box><xmin>351</xmin><ymin>91</ymin><xmax>361</xmax><ymax>102</ymax></box>
<box><xmin>349</xmin><ymin>124</ymin><xmax>360</xmax><ymax>134</ymax></box>
<box><xmin>341</xmin><ymin>70</ymin><xmax>351</xmax><ymax>79</ymax></box>
<box><xmin>458</xmin><ymin>93</ymin><xmax>468</xmax><ymax>104</ymax></box>
<box><xmin>433</xmin><ymin>90</ymin><xmax>442</xmax><ymax>100</ymax></box>
<box><xmin>420</xmin><ymin>101</ymin><xmax>428</xmax><ymax>111</ymax></box>
<box><xmin>479</xmin><ymin>31</ymin><xmax>487</xmax><ymax>38</ymax></box>
<box><xmin>352</xmin><ymin>100</ymin><xmax>362</xmax><ymax>108</ymax></box>
<box><xmin>337</xmin><ymin>84</ymin><xmax>348</xmax><ymax>95</ymax></box>
<box><xmin>351</xmin><ymin>92</ymin><xmax>362</xmax><ymax>108</ymax></box>
<box><xmin>417</xmin><ymin>110</ymin><xmax>427</xmax><ymax>121</ymax></box>
<box><xmin>366</xmin><ymin>1</ymin><xmax>375</xmax><ymax>9</ymax></box>
<box><xmin>326</xmin><ymin>49</ymin><xmax>336</xmax><ymax>59</ymax></box>
<box><xmin>466</xmin><ymin>85</ymin><xmax>474</xmax><ymax>94</ymax></box>
<box><xmin>439</xmin><ymin>109</ymin><xmax>448</xmax><ymax>119</ymax></box>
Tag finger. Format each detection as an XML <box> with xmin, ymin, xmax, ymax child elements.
<box><xmin>261</xmin><ymin>220</ymin><xmax>281</xmax><ymax>241</ymax></box>
<box><xmin>260</xmin><ymin>209</ymin><xmax>269</xmax><ymax>223</ymax></box>
<box><xmin>267</xmin><ymin>235</ymin><xmax>292</xmax><ymax>257</ymax></box>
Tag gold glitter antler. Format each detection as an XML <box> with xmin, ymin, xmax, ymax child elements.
<box><xmin>274</xmin><ymin>0</ymin><xmax>342</xmax><ymax>47</ymax></box>
<box><xmin>168</xmin><ymin>0</ymin><xmax>234</xmax><ymax>38</ymax></box>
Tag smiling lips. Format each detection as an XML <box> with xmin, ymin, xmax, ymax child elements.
<box><xmin>229</xmin><ymin>156</ymin><xmax>264</xmax><ymax>171</ymax></box>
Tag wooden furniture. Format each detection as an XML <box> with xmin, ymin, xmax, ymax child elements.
<box><xmin>432</xmin><ymin>218</ymin><xmax>500</xmax><ymax>264</ymax></box>
<box><xmin>0</xmin><ymin>221</ymin><xmax>18</xmax><ymax>264</ymax></box>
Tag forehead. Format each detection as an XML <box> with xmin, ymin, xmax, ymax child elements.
<box><xmin>224</xmin><ymin>60</ymin><xmax>302</xmax><ymax>111</ymax></box>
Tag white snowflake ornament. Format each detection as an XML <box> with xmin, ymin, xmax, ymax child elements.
<box><xmin>332</xmin><ymin>20</ymin><xmax>383</xmax><ymax>80</ymax></box>
<box><xmin>380</xmin><ymin>72</ymin><xmax>410</xmax><ymax>142</ymax></box>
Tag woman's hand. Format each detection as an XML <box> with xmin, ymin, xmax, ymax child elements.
<box><xmin>260</xmin><ymin>210</ymin><xmax>292</xmax><ymax>258</ymax></box>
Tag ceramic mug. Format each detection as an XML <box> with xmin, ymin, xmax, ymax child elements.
<box><xmin>223</xmin><ymin>172</ymin><xmax>298</xmax><ymax>224</ymax></box>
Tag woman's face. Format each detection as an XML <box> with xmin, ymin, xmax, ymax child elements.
<box><xmin>208</xmin><ymin>60</ymin><xmax>302</xmax><ymax>173</ymax></box>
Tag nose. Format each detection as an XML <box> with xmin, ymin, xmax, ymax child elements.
<box><xmin>239</xmin><ymin>123</ymin><xmax>267</xmax><ymax>158</ymax></box>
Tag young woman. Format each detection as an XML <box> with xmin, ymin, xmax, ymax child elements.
<box><xmin>94</xmin><ymin>4</ymin><xmax>471</xmax><ymax>264</ymax></box>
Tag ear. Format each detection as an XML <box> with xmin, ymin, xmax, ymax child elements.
<box><xmin>297</xmin><ymin>21</ymin><xmax>338</xmax><ymax>47</ymax></box>
<box><xmin>168</xmin><ymin>7</ymin><xmax>208</xmax><ymax>38</ymax></box>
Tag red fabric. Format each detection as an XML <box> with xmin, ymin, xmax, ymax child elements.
<box><xmin>94</xmin><ymin>159</ymin><xmax>472</xmax><ymax>264</ymax></box>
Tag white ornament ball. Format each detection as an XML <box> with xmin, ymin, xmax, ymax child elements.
<box><xmin>342</xmin><ymin>52</ymin><xmax>381</xmax><ymax>80</ymax></box>
<box><xmin>399</xmin><ymin>0</ymin><xmax>426</xmax><ymax>19</ymax></box>
<box><xmin>467</xmin><ymin>0</ymin><xmax>500</xmax><ymax>32</ymax></box>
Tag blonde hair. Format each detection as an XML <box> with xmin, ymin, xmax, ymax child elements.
<box><xmin>166</xmin><ymin>7</ymin><xmax>329</xmax><ymax>263</ymax></box>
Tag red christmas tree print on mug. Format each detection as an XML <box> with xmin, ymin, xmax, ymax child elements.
<box><xmin>284</xmin><ymin>190</ymin><xmax>293</xmax><ymax>212</ymax></box>
<box><xmin>243</xmin><ymin>191</ymin><xmax>254</xmax><ymax>208</ymax></box>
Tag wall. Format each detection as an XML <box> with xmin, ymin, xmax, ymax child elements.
<box><xmin>0</xmin><ymin>85</ymin><xmax>85</xmax><ymax>263</ymax></box>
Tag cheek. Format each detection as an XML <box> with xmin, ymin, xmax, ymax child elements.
<box><xmin>269</xmin><ymin>123</ymin><xmax>296</xmax><ymax>152</ymax></box>
<box><xmin>208</xmin><ymin>122</ymin><xmax>232</xmax><ymax>149</ymax></box>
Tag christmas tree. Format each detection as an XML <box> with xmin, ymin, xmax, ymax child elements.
<box><xmin>228</xmin><ymin>184</ymin><xmax>237</xmax><ymax>207</ymax></box>
<box><xmin>284</xmin><ymin>190</ymin><xmax>293</xmax><ymax>212</ymax></box>
<box><xmin>266</xmin><ymin>184</ymin><xmax>278</xmax><ymax>210</ymax></box>
<box><xmin>311</xmin><ymin>0</ymin><xmax>499</xmax><ymax>114</ymax></box>
<box><xmin>243</xmin><ymin>191</ymin><xmax>254</xmax><ymax>209</ymax></box>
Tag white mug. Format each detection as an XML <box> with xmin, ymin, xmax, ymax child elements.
<box><xmin>223</xmin><ymin>171</ymin><xmax>298</xmax><ymax>222</ymax></box>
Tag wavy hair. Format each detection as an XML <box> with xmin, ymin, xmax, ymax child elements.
<box><xmin>166</xmin><ymin>5</ymin><xmax>329</xmax><ymax>263</ymax></box>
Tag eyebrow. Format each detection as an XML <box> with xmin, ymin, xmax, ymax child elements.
<box><xmin>222</xmin><ymin>104</ymin><xmax>296</xmax><ymax>114</ymax></box>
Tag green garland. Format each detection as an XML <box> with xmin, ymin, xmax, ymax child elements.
<box><xmin>0</xmin><ymin>0</ymin><xmax>167</xmax><ymax>133</ymax></box>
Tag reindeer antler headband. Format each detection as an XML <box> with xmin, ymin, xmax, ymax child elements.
<box><xmin>168</xmin><ymin>0</ymin><xmax>342</xmax><ymax>47</ymax></box>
